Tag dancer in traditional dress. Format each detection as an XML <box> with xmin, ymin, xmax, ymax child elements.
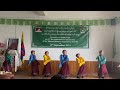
<box><xmin>28</xmin><ymin>50</ymin><xmax>40</xmax><ymax>76</ymax></box>
<box><xmin>3</xmin><ymin>49</ymin><xmax>13</xmax><ymax>73</ymax></box>
<box><xmin>42</xmin><ymin>51</ymin><xmax>51</xmax><ymax>77</ymax></box>
<box><xmin>76</xmin><ymin>53</ymin><xmax>86</xmax><ymax>78</ymax></box>
<box><xmin>58</xmin><ymin>50</ymin><xmax>70</xmax><ymax>78</ymax></box>
<box><xmin>96</xmin><ymin>50</ymin><xmax>108</xmax><ymax>79</ymax></box>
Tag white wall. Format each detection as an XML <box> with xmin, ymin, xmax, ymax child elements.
<box><xmin>44</xmin><ymin>11</ymin><xmax>120</xmax><ymax>20</ymax></box>
<box><xmin>0</xmin><ymin>11</ymin><xmax>44</xmax><ymax>19</ymax></box>
<box><xmin>113</xmin><ymin>24</ymin><xmax>120</xmax><ymax>62</ymax></box>
<box><xmin>0</xmin><ymin>25</ymin><xmax>114</xmax><ymax>61</ymax></box>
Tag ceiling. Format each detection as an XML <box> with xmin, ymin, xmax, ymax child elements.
<box><xmin>0</xmin><ymin>11</ymin><xmax>119</xmax><ymax>20</ymax></box>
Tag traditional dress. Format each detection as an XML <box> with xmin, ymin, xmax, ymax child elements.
<box><xmin>28</xmin><ymin>54</ymin><xmax>40</xmax><ymax>76</ymax></box>
<box><xmin>76</xmin><ymin>57</ymin><xmax>86</xmax><ymax>78</ymax></box>
<box><xmin>3</xmin><ymin>52</ymin><xmax>13</xmax><ymax>72</ymax></box>
<box><xmin>58</xmin><ymin>54</ymin><xmax>70</xmax><ymax>77</ymax></box>
<box><xmin>42</xmin><ymin>55</ymin><xmax>51</xmax><ymax>76</ymax></box>
<box><xmin>96</xmin><ymin>55</ymin><xmax>108</xmax><ymax>78</ymax></box>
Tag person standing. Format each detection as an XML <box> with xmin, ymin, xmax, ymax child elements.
<box><xmin>42</xmin><ymin>51</ymin><xmax>51</xmax><ymax>77</ymax></box>
<box><xmin>28</xmin><ymin>50</ymin><xmax>40</xmax><ymax>76</ymax></box>
<box><xmin>58</xmin><ymin>50</ymin><xmax>70</xmax><ymax>78</ymax></box>
<box><xmin>76</xmin><ymin>53</ymin><xmax>86</xmax><ymax>78</ymax></box>
<box><xmin>96</xmin><ymin>50</ymin><xmax>108</xmax><ymax>79</ymax></box>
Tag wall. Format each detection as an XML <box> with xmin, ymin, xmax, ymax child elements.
<box><xmin>108</xmin><ymin>23</ymin><xmax>120</xmax><ymax>75</ymax></box>
<box><xmin>44</xmin><ymin>11</ymin><xmax>120</xmax><ymax>19</ymax></box>
<box><xmin>113</xmin><ymin>24</ymin><xmax>120</xmax><ymax>62</ymax></box>
<box><xmin>0</xmin><ymin>11</ymin><xmax>44</xmax><ymax>19</ymax></box>
<box><xmin>0</xmin><ymin>11</ymin><xmax>120</xmax><ymax>20</ymax></box>
<box><xmin>0</xmin><ymin>25</ymin><xmax>114</xmax><ymax>62</ymax></box>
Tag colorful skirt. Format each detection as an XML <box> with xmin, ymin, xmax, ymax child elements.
<box><xmin>98</xmin><ymin>64</ymin><xmax>108</xmax><ymax>78</ymax></box>
<box><xmin>77</xmin><ymin>64</ymin><xmax>86</xmax><ymax>77</ymax></box>
<box><xmin>42</xmin><ymin>62</ymin><xmax>51</xmax><ymax>75</ymax></box>
<box><xmin>3</xmin><ymin>60</ymin><xmax>12</xmax><ymax>72</ymax></box>
<box><xmin>31</xmin><ymin>60</ymin><xmax>40</xmax><ymax>76</ymax></box>
<box><xmin>58</xmin><ymin>62</ymin><xmax>70</xmax><ymax>77</ymax></box>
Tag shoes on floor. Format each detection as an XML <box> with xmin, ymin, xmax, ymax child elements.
<box><xmin>101</xmin><ymin>77</ymin><xmax>104</xmax><ymax>79</ymax></box>
<box><xmin>81</xmin><ymin>76</ymin><xmax>84</xmax><ymax>78</ymax></box>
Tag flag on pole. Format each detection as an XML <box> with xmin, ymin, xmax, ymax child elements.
<box><xmin>112</xmin><ymin>32</ymin><xmax>116</xmax><ymax>58</ymax></box>
<box><xmin>20</xmin><ymin>32</ymin><xmax>25</xmax><ymax>64</ymax></box>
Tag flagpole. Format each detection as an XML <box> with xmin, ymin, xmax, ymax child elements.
<box><xmin>111</xmin><ymin>57</ymin><xmax>113</xmax><ymax>73</ymax></box>
<box><xmin>15</xmin><ymin>25</ymin><xmax>16</xmax><ymax>38</ymax></box>
<box><xmin>111</xmin><ymin>31</ymin><xmax>115</xmax><ymax>73</ymax></box>
<box><xmin>111</xmin><ymin>33</ymin><xmax>114</xmax><ymax>73</ymax></box>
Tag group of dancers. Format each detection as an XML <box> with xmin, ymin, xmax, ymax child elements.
<box><xmin>2</xmin><ymin>49</ymin><xmax>108</xmax><ymax>79</ymax></box>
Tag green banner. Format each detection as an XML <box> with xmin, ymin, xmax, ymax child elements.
<box><xmin>32</xmin><ymin>25</ymin><xmax>89</xmax><ymax>48</ymax></box>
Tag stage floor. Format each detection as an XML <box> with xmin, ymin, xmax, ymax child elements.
<box><xmin>13</xmin><ymin>71</ymin><xmax>116</xmax><ymax>79</ymax></box>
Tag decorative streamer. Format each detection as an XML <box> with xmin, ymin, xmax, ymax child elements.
<box><xmin>0</xmin><ymin>18</ymin><xmax>119</xmax><ymax>26</ymax></box>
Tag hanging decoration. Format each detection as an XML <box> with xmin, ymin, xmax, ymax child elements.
<box><xmin>0</xmin><ymin>17</ymin><xmax>119</xmax><ymax>26</ymax></box>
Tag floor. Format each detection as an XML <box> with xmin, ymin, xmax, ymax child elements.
<box><xmin>13</xmin><ymin>71</ymin><xmax>115</xmax><ymax>79</ymax></box>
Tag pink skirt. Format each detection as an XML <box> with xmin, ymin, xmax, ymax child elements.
<box><xmin>98</xmin><ymin>64</ymin><xmax>108</xmax><ymax>77</ymax></box>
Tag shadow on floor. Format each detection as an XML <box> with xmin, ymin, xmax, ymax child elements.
<box><xmin>109</xmin><ymin>72</ymin><xmax>120</xmax><ymax>79</ymax></box>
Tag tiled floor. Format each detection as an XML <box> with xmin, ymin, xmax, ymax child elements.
<box><xmin>13</xmin><ymin>71</ymin><xmax>114</xmax><ymax>79</ymax></box>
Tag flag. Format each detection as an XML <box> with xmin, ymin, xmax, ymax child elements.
<box><xmin>112</xmin><ymin>32</ymin><xmax>116</xmax><ymax>58</ymax></box>
<box><xmin>20</xmin><ymin>32</ymin><xmax>25</xmax><ymax>64</ymax></box>
<box><xmin>35</xmin><ymin>27</ymin><xmax>42</xmax><ymax>32</ymax></box>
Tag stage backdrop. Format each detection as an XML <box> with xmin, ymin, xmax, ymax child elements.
<box><xmin>32</xmin><ymin>25</ymin><xmax>89</xmax><ymax>48</ymax></box>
